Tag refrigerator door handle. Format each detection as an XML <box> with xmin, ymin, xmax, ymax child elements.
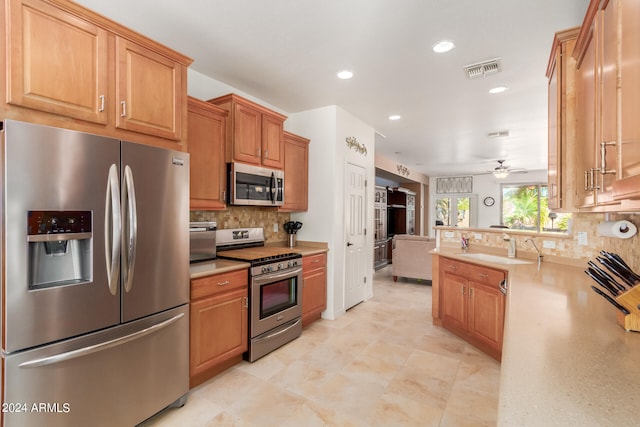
<box><xmin>105</xmin><ymin>164</ymin><xmax>121</xmax><ymax>296</ymax></box>
<box><xmin>122</xmin><ymin>165</ymin><xmax>138</xmax><ymax>293</ymax></box>
<box><xmin>18</xmin><ymin>313</ymin><xmax>185</xmax><ymax>368</ymax></box>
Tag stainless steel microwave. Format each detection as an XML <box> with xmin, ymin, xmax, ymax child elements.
<box><xmin>228</xmin><ymin>162</ymin><xmax>284</xmax><ymax>206</ymax></box>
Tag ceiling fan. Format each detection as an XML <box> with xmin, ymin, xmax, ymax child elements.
<box><xmin>481</xmin><ymin>160</ymin><xmax>528</xmax><ymax>179</ymax></box>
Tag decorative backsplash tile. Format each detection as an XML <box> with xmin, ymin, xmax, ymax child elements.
<box><xmin>191</xmin><ymin>207</ymin><xmax>291</xmax><ymax>243</ymax></box>
<box><xmin>438</xmin><ymin>213</ymin><xmax>639</xmax><ymax>271</ymax></box>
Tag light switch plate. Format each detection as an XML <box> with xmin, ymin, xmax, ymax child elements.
<box><xmin>444</xmin><ymin>231</ymin><xmax>455</xmax><ymax>238</ymax></box>
<box><xmin>542</xmin><ymin>240</ymin><xmax>556</xmax><ymax>249</ymax></box>
<box><xmin>474</xmin><ymin>233</ymin><xmax>483</xmax><ymax>240</ymax></box>
<box><xmin>577</xmin><ymin>232</ymin><xmax>588</xmax><ymax>246</ymax></box>
<box><xmin>273</xmin><ymin>223</ymin><xmax>278</xmax><ymax>232</ymax></box>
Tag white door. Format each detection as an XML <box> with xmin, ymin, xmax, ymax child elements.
<box><xmin>344</xmin><ymin>163</ymin><xmax>367</xmax><ymax>310</ymax></box>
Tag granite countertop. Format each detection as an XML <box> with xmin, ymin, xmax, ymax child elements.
<box><xmin>190</xmin><ymin>241</ymin><xmax>328</xmax><ymax>279</ymax></box>
<box><xmin>432</xmin><ymin>250</ymin><xmax>640</xmax><ymax>426</ymax></box>
<box><xmin>189</xmin><ymin>259</ymin><xmax>251</xmax><ymax>279</ymax></box>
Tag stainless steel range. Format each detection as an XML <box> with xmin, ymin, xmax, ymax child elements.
<box><xmin>217</xmin><ymin>228</ymin><xmax>302</xmax><ymax>362</ymax></box>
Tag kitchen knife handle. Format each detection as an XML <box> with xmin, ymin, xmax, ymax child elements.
<box><xmin>590</xmin><ymin>286</ymin><xmax>630</xmax><ymax>315</ymax></box>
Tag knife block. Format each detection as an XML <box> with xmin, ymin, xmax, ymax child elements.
<box><xmin>615</xmin><ymin>285</ymin><xmax>640</xmax><ymax>332</ymax></box>
<box><xmin>616</xmin><ymin>311</ymin><xmax>640</xmax><ymax>332</ymax></box>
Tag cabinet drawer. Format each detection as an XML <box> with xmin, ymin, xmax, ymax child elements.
<box><xmin>468</xmin><ymin>265</ymin><xmax>505</xmax><ymax>288</ymax></box>
<box><xmin>441</xmin><ymin>258</ymin><xmax>471</xmax><ymax>277</ymax></box>
<box><xmin>191</xmin><ymin>269</ymin><xmax>248</xmax><ymax>300</ymax></box>
<box><xmin>303</xmin><ymin>253</ymin><xmax>327</xmax><ymax>270</ymax></box>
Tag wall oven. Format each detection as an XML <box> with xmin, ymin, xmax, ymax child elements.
<box><xmin>228</xmin><ymin>162</ymin><xmax>284</xmax><ymax>206</ymax></box>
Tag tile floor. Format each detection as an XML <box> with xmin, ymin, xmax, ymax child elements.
<box><xmin>140</xmin><ymin>266</ymin><xmax>500</xmax><ymax>426</ymax></box>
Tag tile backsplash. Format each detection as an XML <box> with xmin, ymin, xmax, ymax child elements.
<box><xmin>191</xmin><ymin>207</ymin><xmax>291</xmax><ymax>243</ymax></box>
<box><xmin>438</xmin><ymin>213</ymin><xmax>639</xmax><ymax>271</ymax></box>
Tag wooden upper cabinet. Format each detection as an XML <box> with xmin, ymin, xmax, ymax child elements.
<box><xmin>261</xmin><ymin>113</ymin><xmax>285</xmax><ymax>168</ymax></box>
<box><xmin>209</xmin><ymin>93</ymin><xmax>287</xmax><ymax>169</ymax></box>
<box><xmin>546</xmin><ymin>27</ymin><xmax>579</xmax><ymax>212</ymax></box>
<box><xmin>279</xmin><ymin>131</ymin><xmax>310</xmax><ymax>212</ymax></box>
<box><xmin>3</xmin><ymin>0</ymin><xmax>192</xmax><ymax>149</ymax></box>
<box><xmin>6</xmin><ymin>0</ymin><xmax>109</xmax><ymax>124</ymax></box>
<box><xmin>573</xmin><ymin>0</ymin><xmax>618</xmax><ymax>208</ymax></box>
<box><xmin>612</xmin><ymin>0</ymin><xmax>640</xmax><ymax>203</ymax></box>
<box><xmin>187</xmin><ymin>96</ymin><xmax>228</xmax><ymax>210</ymax></box>
<box><xmin>115</xmin><ymin>38</ymin><xmax>183</xmax><ymax>141</ymax></box>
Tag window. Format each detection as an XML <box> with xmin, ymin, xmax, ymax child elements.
<box><xmin>501</xmin><ymin>184</ymin><xmax>571</xmax><ymax>232</ymax></box>
<box><xmin>435</xmin><ymin>195</ymin><xmax>477</xmax><ymax>227</ymax></box>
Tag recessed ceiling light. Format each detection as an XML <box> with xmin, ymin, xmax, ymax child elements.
<box><xmin>432</xmin><ymin>40</ymin><xmax>455</xmax><ymax>53</ymax></box>
<box><xmin>337</xmin><ymin>70</ymin><xmax>354</xmax><ymax>79</ymax></box>
<box><xmin>389</xmin><ymin>115</ymin><xmax>401</xmax><ymax>121</ymax></box>
<box><xmin>489</xmin><ymin>86</ymin><xmax>508</xmax><ymax>94</ymax></box>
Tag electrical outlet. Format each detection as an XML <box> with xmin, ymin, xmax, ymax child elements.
<box><xmin>273</xmin><ymin>223</ymin><xmax>278</xmax><ymax>232</ymax></box>
<box><xmin>577</xmin><ymin>232</ymin><xmax>588</xmax><ymax>246</ymax></box>
<box><xmin>444</xmin><ymin>231</ymin><xmax>455</xmax><ymax>238</ymax></box>
<box><xmin>474</xmin><ymin>233</ymin><xmax>483</xmax><ymax>240</ymax></box>
<box><xmin>542</xmin><ymin>240</ymin><xmax>556</xmax><ymax>249</ymax></box>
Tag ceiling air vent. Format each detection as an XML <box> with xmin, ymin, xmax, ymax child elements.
<box><xmin>463</xmin><ymin>58</ymin><xmax>502</xmax><ymax>79</ymax></box>
<box><xmin>487</xmin><ymin>130</ymin><xmax>510</xmax><ymax>138</ymax></box>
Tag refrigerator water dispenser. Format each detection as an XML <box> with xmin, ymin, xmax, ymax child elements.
<box><xmin>27</xmin><ymin>210</ymin><xmax>92</xmax><ymax>290</ymax></box>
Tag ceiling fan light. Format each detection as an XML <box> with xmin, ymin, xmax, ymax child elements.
<box><xmin>493</xmin><ymin>170</ymin><xmax>510</xmax><ymax>179</ymax></box>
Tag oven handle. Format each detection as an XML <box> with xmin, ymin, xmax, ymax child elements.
<box><xmin>269</xmin><ymin>171</ymin><xmax>276</xmax><ymax>204</ymax></box>
<box><xmin>252</xmin><ymin>318</ymin><xmax>302</xmax><ymax>342</ymax></box>
<box><xmin>252</xmin><ymin>267</ymin><xmax>302</xmax><ymax>285</ymax></box>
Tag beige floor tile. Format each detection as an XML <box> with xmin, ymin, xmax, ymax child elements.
<box><xmin>140</xmin><ymin>266</ymin><xmax>500</xmax><ymax>426</ymax></box>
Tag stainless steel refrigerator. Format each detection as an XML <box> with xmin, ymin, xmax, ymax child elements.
<box><xmin>1</xmin><ymin>120</ymin><xmax>190</xmax><ymax>426</ymax></box>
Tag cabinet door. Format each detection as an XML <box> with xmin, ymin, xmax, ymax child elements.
<box><xmin>596</xmin><ymin>1</ymin><xmax>618</xmax><ymax>204</ymax></box>
<box><xmin>115</xmin><ymin>38</ymin><xmax>183</xmax><ymax>140</ymax></box>
<box><xmin>440</xmin><ymin>272</ymin><xmax>467</xmax><ymax>335</ymax></box>
<box><xmin>280</xmin><ymin>132</ymin><xmax>309</xmax><ymax>211</ymax></box>
<box><xmin>575</xmin><ymin>24</ymin><xmax>598</xmax><ymax>208</ymax></box>
<box><xmin>548</xmin><ymin>46</ymin><xmax>561</xmax><ymax>210</ymax></box>
<box><xmin>261</xmin><ymin>113</ymin><xmax>285</xmax><ymax>169</ymax></box>
<box><xmin>302</xmin><ymin>267</ymin><xmax>327</xmax><ymax>326</ymax></box>
<box><xmin>190</xmin><ymin>287</ymin><xmax>248</xmax><ymax>377</ymax></box>
<box><xmin>187</xmin><ymin>98</ymin><xmax>227</xmax><ymax>210</ymax></box>
<box><xmin>7</xmin><ymin>0</ymin><xmax>109</xmax><ymax>124</ymax></box>
<box><xmin>468</xmin><ymin>281</ymin><xmax>505</xmax><ymax>354</ymax></box>
<box><xmin>613</xmin><ymin>0</ymin><xmax>640</xmax><ymax>201</ymax></box>
<box><xmin>231</xmin><ymin>102</ymin><xmax>262</xmax><ymax>164</ymax></box>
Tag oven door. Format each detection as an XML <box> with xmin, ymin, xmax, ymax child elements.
<box><xmin>250</xmin><ymin>267</ymin><xmax>302</xmax><ymax>337</ymax></box>
<box><xmin>229</xmin><ymin>162</ymin><xmax>284</xmax><ymax>206</ymax></box>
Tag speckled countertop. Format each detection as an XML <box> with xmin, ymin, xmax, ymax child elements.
<box><xmin>189</xmin><ymin>241</ymin><xmax>328</xmax><ymax>279</ymax></box>
<box><xmin>433</xmin><ymin>250</ymin><xmax>640</xmax><ymax>426</ymax></box>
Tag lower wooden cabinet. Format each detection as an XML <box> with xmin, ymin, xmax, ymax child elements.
<box><xmin>190</xmin><ymin>268</ymin><xmax>248</xmax><ymax>388</ymax></box>
<box><xmin>302</xmin><ymin>253</ymin><xmax>327</xmax><ymax>327</ymax></box>
<box><xmin>439</xmin><ymin>258</ymin><xmax>506</xmax><ymax>361</ymax></box>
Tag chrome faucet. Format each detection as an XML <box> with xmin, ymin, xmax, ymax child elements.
<box><xmin>525</xmin><ymin>238</ymin><xmax>543</xmax><ymax>265</ymax></box>
<box><xmin>461</xmin><ymin>236</ymin><xmax>469</xmax><ymax>252</ymax></box>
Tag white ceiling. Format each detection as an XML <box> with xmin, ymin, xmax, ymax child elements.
<box><xmin>75</xmin><ymin>0</ymin><xmax>589</xmax><ymax>178</ymax></box>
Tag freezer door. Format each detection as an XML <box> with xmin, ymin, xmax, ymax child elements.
<box><xmin>2</xmin><ymin>120</ymin><xmax>121</xmax><ymax>353</ymax></box>
<box><xmin>120</xmin><ymin>142</ymin><xmax>189</xmax><ymax>322</ymax></box>
<box><xmin>2</xmin><ymin>305</ymin><xmax>189</xmax><ymax>427</ymax></box>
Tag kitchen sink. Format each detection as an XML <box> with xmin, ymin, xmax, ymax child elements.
<box><xmin>459</xmin><ymin>253</ymin><xmax>532</xmax><ymax>265</ymax></box>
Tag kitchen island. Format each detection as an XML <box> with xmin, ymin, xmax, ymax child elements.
<box><xmin>432</xmin><ymin>250</ymin><xmax>640</xmax><ymax>426</ymax></box>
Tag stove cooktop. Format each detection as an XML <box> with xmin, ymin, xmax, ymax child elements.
<box><xmin>216</xmin><ymin>246</ymin><xmax>301</xmax><ymax>265</ymax></box>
